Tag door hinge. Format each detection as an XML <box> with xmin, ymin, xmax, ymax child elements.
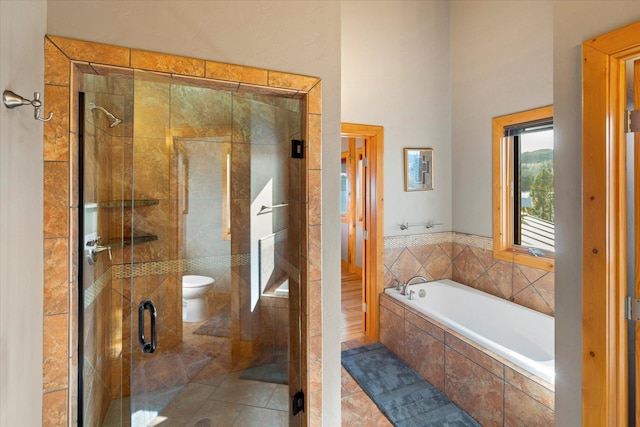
<box><xmin>363</xmin><ymin>230</ymin><xmax>369</xmax><ymax>240</ymax></box>
<box><xmin>363</xmin><ymin>302</ymin><xmax>368</xmax><ymax>313</ymax></box>
<box><xmin>625</xmin><ymin>296</ymin><xmax>640</xmax><ymax>321</ymax></box>
<box><xmin>363</xmin><ymin>157</ymin><xmax>369</xmax><ymax>168</ymax></box>
<box><xmin>624</xmin><ymin>109</ymin><xmax>640</xmax><ymax>133</ymax></box>
<box><xmin>292</xmin><ymin>390</ymin><xmax>304</xmax><ymax>416</ymax></box>
<box><xmin>291</xmin><ymin>139</ymin><xmax>304</xmax><ymax>159</ymax></box>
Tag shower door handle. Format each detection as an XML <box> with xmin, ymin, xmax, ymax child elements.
<box><xmin>138</xmin><ymin>300</ymin><xmax>157</xmax><ymax>354</ymax></box>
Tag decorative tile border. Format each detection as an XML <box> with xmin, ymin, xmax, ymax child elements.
<box><xmin>452</xmin><ymin>232</ymin><xmax>492</xmax><ymax>251</ymax></box>
<box><xmin>84</xmin><ymin>267</ymin><xmax>111</xmax><ymax>309</ymax></box>
<box><xmin>85</xmin><ymin>252</ymin><xmax>301</xmax><ymax>312</ymax></box>
<box><xmin>384</xmin><ymin>232</ymin><xmax>452</xmax><ymax>249</ymax></box>
<box><xmin>111</xmin><ymin>254</ymin><xmax>251</xmax><ymax>279</ymax></box>
<box><xmin>385</xmin><ymin>231</ymin><xmax>493</xmax><ymax>251</ymax></box>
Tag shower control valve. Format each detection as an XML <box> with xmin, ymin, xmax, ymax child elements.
<box><xmin>87</xmin><ymin>237</ymin><xmax>112</xmax><ymax>265</ymax></box>
<box><xmin>86</xmin><ymin>235</ymin><xmax>101</xmax><ymax>247</ymax></box>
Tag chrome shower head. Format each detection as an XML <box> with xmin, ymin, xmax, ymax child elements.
<box><xmin>109</xmin><ymin>116</ymin><xmax>123</xmax><ymax>128</ymax></box>
<box><xmin>89</xmin><ymin>101</ymin><xmax>122</xmax><ymax>128</ymax></box>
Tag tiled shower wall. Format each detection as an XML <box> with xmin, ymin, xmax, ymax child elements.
<box><xmin>43</xmin><ymin>35</ymin><xmax>323</xmax><ymax>427</ymax></box>
<box><xmin>383</xmin><ymin>232</ymin><xmax>554</xmax><ymax>316</ymax></box>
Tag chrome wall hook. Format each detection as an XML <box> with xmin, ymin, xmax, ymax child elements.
<box><xmin>3</xmin><ymin>90</ymin><xmax>53</xmax><ymax>122</ymax></box>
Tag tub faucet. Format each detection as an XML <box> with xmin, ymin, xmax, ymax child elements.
<box><xmin>401</xmin><ymin>275</ymin><xmax>428</xmax><ymax>295</ymax></box>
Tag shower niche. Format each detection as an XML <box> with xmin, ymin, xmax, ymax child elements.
<box><xmin>78</xmin><ymin>67</ymin><xmax>306</xmax><ymax>426</ymax></box>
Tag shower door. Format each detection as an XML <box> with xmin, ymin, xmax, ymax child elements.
<box><xmin>79</xmin><ymin>69</ymin><xmax>303</xmax><ymax>426</ymax></box>
<box><xmin>124</xmin><ymin>70</ymin><xmax>303</xmax><ymax>426</ymax></box>
<box><xmin>79</xmin><ymin>77</ymin><xmax>132</xmax><ymax>427</ymax></box>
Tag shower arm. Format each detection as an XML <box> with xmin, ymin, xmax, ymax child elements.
<box><xmin>89</xmin><ymin>101</ymin><xmax>122</xmax><ymax>127</ymax></box>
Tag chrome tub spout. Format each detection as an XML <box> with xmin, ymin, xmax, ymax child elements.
<box><xmin>401</xmin><ymin>275</ymin><xmax>428</xmax><ymax>295</ymax></box>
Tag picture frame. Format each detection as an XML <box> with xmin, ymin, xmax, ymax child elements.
<box><xmin>404</xmin><ymin>148</ymin><xmax>434</xmax><ymax>191</ymax></box>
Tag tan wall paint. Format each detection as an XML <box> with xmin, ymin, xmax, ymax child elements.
<box><xmin>450</xmin><ymin>0</ymin><xmax>553</xmax><ymax>237</ymax></box>
<box><xmin>0</xmin><ymin>1</ymin><xmax>46</xmax><ymax>426</ymax></box>
<box><xmin>341</xmin><ymin>0</ymin><xmax>452</xmax><ymax>237</ymax></box>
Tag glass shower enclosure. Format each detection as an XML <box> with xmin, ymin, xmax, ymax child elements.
<box><xmin>79</xmin><ymin>69</ymin><xmax>303</xmax><ymax>426</ymax></box>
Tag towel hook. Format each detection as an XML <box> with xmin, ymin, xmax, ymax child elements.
<box><xmin>3</xmin><ymin>90</ymin><xmax>54</xmax><ymax>122</ymax></box>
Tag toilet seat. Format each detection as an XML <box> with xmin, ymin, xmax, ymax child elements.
<box><xmin>182</xmin><ymin>275</ymin><xmax>215</xmax><ymax>323</ymax></box>
<box><xmin>182</xmin><ymin>275</ymin><xmax>214</xmax><ymax>287</ymax></box>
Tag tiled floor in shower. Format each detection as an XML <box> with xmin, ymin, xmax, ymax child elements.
<box><xmin>102</xmin><ymin>322</ymin><xmax>289</xmax><ymax>427</ymax></box>
<box><xmin>103</xmin><ymin>327</ymin><xmax>391</xmax><ymax>426</ymax></box>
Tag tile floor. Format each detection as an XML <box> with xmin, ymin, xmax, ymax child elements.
<box><xmin>103</xmin><ymin>373</ymin><xmax>289</xmax><ymax>427</ymax></box>
<box><xmin>102</xmin><ymin>324</ymin><xmax>391</xmax><ymax>426</ymax></box>
<box><xmin>102</xmin><ymin>319</ymin><xmax>289</xmax><ymax>427</ymax></box>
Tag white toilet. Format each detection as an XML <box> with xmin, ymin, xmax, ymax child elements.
<box><xmin>182</xmin><ymin>275</ymin><xmax>215</xmax><ymax>322</ymax></box>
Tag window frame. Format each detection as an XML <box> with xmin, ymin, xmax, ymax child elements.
<box><xmin>492</xmin><ymin>105</ymin><xmax>554</xmax><ymax>272</ymax></box>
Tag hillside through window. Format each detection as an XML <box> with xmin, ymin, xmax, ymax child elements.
<box><xmin>493</xmin><ymin>106</ymin><xmax>554</xmax><ymax>271</ymax></box>
<box><xmin>512</xmin><ymin>121</ymin><xmax>554</xmax><ymax>252</ymax></box>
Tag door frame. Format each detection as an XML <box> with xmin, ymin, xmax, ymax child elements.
<box><xmin>582</xmin><ymin>20</ymin><xmax>640</xmax><ymax>426</ymax></box>
<box><xmin>341</xmin><ymin>123</ymin><xmax>384</xmax><ymax>340</ymax></box>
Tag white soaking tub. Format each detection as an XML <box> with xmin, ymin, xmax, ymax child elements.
<box><xmin>385</xmin><ymin>278</ymin><xmax>555</xmax><ymax>384</ymax></box>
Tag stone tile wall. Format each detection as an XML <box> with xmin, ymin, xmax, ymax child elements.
<box><xmin>43</xmin><ymin>36</ymin><xmax>322</xmax><ymax>427</ymax></box>
<box><xmin>379</xmin><ymin>294</ymin><xmax>554</xmax><ymax>426</ymax></box>
<box><xmin>384</xmin><ymin>232</ymin><xmax>554</xmax><ymax>316</ymax></box>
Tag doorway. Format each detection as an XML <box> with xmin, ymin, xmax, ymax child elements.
<box><xmin>340</xmin><ymin>123</ymin><xmax>384</xmax><ymax>342</ymax></box>
<box><xmin>581</xmin><ymin>20</ymin><xmax>640</xmax><ymax>425</ymax></box>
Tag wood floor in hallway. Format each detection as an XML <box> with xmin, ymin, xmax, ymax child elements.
<box><xmin>341</xmin><ymin>269</ymin><xmax>365</xmax><ymax>342</ymax></box>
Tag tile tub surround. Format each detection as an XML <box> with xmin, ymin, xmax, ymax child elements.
<box><xmin>42</xmin><ymin>35</ymin><xmax>322</xmax><ymax>427</ymax></box>
<box><xmin>379</xmin><ymin>294</ymin><xmax>554</xmax><ymax>426</ymax></box>
<box><xmin>384</xmin><ymin>232</ymin><xmax>554</xmax><ymax>316</ymax></box>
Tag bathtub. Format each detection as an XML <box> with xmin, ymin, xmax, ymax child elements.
<box><xmin>384</xmin><ymin>279</ymin><xmax>554</xmax><ymax>384</ymax></box>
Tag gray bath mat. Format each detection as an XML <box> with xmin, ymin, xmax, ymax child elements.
<box><xmin>239</xmin><ymin>346</ymin><xmax>288</xmax><ymax>384</ymax></box>
<box><xmin>341</xmin><ymin>343</ymin><xmax>480</xmax><ymax>427</ymax></box>
<box><xmin>239</xmin><ymin>362</ymin><xmax>287</xmax><ymax>384</ymax></box>
<box><xmin>192</xmin><ymin>311</ymin><xmax>231</xmax><ymax>338</ymax></box>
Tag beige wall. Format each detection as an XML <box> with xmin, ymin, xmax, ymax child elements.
<box><xmin>0</xmin><ymin>1</ymin><xmax>46</xmax><ymax>426</ymax></box>
<box><xmin>47</xmin><ymin>1</ymin><xmax>342</xmax><ymax>423</ymax></box>
<box><xmin>553</xmin><ymin>2</ymin><xmax>640</xmax><ymax>425</ymax></box>
<box><xmin>341</xmin><ymin>0</ymin><xmax>452</xmax><ymax>237</ymax></box>
<box><xmin>450</xmin><ymin>0</ymin><xmax>553</xmax><ymax>237</ymax></box>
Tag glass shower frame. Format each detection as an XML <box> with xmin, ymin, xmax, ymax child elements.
<box><xmin>61</xmin><ymin>48</ymin><xmax>321</xmax><ymax>427</ymax></box>
<box><xmin>42</xmin><ymin>35</ymin><xmax>323</xmax><ymax>427</ymax></box>
<box><xmin>78</xmin><ymin>70</ymin><xmax>305</xmax><ymax>426</ymax></box>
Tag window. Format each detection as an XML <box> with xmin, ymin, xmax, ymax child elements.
<box><xmin>340</xmin><ymin>152</ymin><xmax>349</xmax><ymax>218</ymax></box>
<box><xmin>492</xmin><ymin>106</ymin><xmax>554</xmax><ymax>271</ymax></box>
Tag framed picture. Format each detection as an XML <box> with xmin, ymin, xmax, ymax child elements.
<box><xmin>404</xmin><ymin>148</ymin><xmax>434</xmax><ymax>191</ymax></box>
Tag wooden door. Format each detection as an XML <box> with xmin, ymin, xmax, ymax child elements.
<box><xmin>341</xmin><ymin>123</ymin><xmax>384</xmax><ymax>340</ymax></box>
<box><xmin>635</xmin><ymin>58</ymin><xmax>640</xmax><ymax>426</ymax></box>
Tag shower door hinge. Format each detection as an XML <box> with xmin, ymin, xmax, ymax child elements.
<box><xmin>292</xmin><ymin>390</ymin><xmax>304</xmax><ymax>416</ymax></box>
<box><xmin>363</xmin><ymin>157</ymin><xmax>369</xmax><ymax>168</ymax></box>
<box><xmin>625</xmin><ymin>296</ymin><xmax>640</xmax><ymax>321</ymax></box>
<box><xmin>363</xmin><ymin>230</ymin><xmax>369</xmax><ymax>240</ymax></box>
<box><xmin>624</xmin><ymin>109</ymin><xmax>640</xmax><ymax>133</ymax></box>
<box><xmin>363</xmin><ymin>302</ymin><xmax>368</xmax><ymax>313</ymax></box>
<box><xmin>291</xmin><ymin>139</ymin><xmax>304</xmax><ymax>159</ymax></box>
